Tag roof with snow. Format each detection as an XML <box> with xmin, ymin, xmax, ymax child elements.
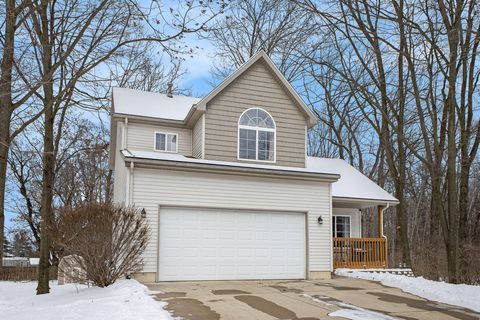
<box><xmin>112</xmin><ymin>87</ymin><xmax>200</xmax><ymax>121</ymax></box>
<box><xmin>306</xmin><ymin>157</ymin><xmax>398</xmax><ymax>205</ymax></box>
<box><xmin>122</xmin><ymin>150</ymin><xmax>337</xmax><ymax>176</ymax></box>
<box><xmin>121</xmin><ymin>150</ymin><xmax>398</xmax><ymax>206</ymax></box>
<box><xmin>111</xmin><ymin>51</ymin><xmax>317</xmax><ymax>126</ymax></box>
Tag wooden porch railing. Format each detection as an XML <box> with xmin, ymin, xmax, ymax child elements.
<box><xmin>333</xmin><ymin>237</ymin><xmax>387</xmax><ymax>269</ymax></box>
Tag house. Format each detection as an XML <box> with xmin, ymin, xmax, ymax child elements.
<box><xmin>2</xmin><ymin>257</ymin><xmax>30</xmax><ymax>267</ymax></box>
<box><xmin>110</xmin><ymin>51</ymin><xmax>398</xmax><ymax>282</ymax></box>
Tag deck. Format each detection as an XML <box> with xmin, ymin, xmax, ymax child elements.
<box><xmin>333</xmin><ymin>237</ymin><xmax>387</xmax><ymax>269</ymax></box>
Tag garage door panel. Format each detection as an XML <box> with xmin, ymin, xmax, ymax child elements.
<box><xmin>158</xmin><ymin>207</ymin><xmax>305</xmax><ymax>281</ymax></box>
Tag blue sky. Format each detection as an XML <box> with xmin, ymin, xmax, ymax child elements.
<box><xmin>177</xmin><ymin>38</ymin><xmax>218</xmax><ymax>96</ymax></box>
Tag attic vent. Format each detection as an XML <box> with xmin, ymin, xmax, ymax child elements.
<box><xmin>166</xmin><ymin>82</ymin><xmax>173</xmax><ymax>98</ymax></box>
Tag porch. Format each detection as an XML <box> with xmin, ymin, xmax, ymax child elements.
<box><xmin>333</xmin><ymin>237</ymin><xmax>387</xmax><ymax>269</ymax></box>
<box><xmin>332</xmin><ymin>204</ymin><xmax>388</xmax><ymax>269</ymax></box>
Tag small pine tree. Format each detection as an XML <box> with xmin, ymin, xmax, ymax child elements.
<box><xmin>11</xmin><ymin>231</ymin><xmax>35</xmax><ymax>257</ymax></box>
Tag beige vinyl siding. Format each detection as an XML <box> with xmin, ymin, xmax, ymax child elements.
<box><xmin>126</xmin><ymin>121</ymin><xmax>192</xmax><ymax>156</ymax></box>
<box><xmin>131</xmin><ymin>168</ymin><xmax>332</xmax><ymax>276</ymax></box>
<box><xmin>333</xmin><ymin>208</ymin><xmax>362</xmax><ymax>238</ymax></box>
<box><xmin>192</xmin><ymin>114</ymin><xmax>204</xmax><ymax>158</ymax></box>
<box><xmin>113</xmin><ymin>122</ymin><xmax>127</xmax><ymax>204</ymax></box>
<box><xmin>204</xmin><ymin>60</ymin><xmax>307</xmax><ymax>168</ymax></box>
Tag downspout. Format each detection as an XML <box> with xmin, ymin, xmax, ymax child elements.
<box><xmin>201</xmin><ymin>114</ymin><xmax>205</xmax><ymax>159</ymax></box>
<box><xmin>379</xmin><ymin>203</ymin><xmax>390</xmax><ymax>268</ymax></box>
<box><xmin>128</xmin><ymin>162</ymin><xmax>134</xmax><ymax>206</ymax></box>
<box><xmin>123</xmin><ymin>117</ymin><xmax>129</xmax><ymax>149</ymax></box>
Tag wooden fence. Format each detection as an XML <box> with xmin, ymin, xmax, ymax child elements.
<box><xmin>333</xmin><ymin>237</ymin><xmax>387</xmax><ymax>269</ymax></box>
<box><xmin>0</xmin><ymin>266</ymin><xmax>58</xmax><ymax>281</ymax></box>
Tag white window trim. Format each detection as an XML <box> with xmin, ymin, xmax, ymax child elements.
<box><xmin>332</xmin><ymin>215</ymin><xmax>352</xmax><ymax>238</ymax></box>
<box><xmin>153</xmin><ymin>131</ymin><xmax>178</xmax><ymax>153</ymax></box>
<box><xmin>237</xmin><ymin>108</ymin><xmax>277</xmax><ymax>163</ymax></box>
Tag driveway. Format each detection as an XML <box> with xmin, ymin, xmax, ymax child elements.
<box><xmin>148</xmin><ymin>276</ymin><xmax>480</xmax><ymax>320</ymax></box>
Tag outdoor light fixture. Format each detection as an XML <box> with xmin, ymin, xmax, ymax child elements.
<box><xmin>141</xmin><ymin>208</ymin><xmax>147</xmax><ymax>219</ymax></box>
<box><xmin>317</xmin><ymin>216</ymin><xmax>323</xmax><ymax>225</ymax></box>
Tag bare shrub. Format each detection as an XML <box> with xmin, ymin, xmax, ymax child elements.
<box><xmin>458</xmin><ymin>242</ymin><xmax>480</xmax><ymax>285</ymax></box>
<box><xmin>52</xmin><ymin>203</ymin><xmax>148</xmax><ymax>287</ymax></box>
<box><xmin>411</xmin><ymin>242</ymin><xmax>447</xmax><ymax>281</ymax></box>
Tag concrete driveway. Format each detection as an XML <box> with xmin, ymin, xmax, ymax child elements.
<box><xmin>148</xmin><ymin>276</ymin><xmax>480</xmax><ymax>320</ymax></box>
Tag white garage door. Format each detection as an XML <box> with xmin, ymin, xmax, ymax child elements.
<box><xmin>158</xmin><ymin>207</ymin><xmax>306</xmax><ymax>281</ymax></box>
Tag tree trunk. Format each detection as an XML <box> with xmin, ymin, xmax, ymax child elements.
<box><xmin>36</xmin><ymin>100</ymin><xmax>54</xmax><ymax>295</ymax></box>
<box><xmin>36</xmin><ymin>0</ymin><xmax>55</xmax><ymax>295</ymax></box>
<box><xmin>458</xmin><ymin>157</ymin><xmax>471</xmax><ymax>243</ymax></box>
<box><xmin>394</xmin><ymin>180</ymin><xmax>411</xmax><ymax>266</ymax></box>
<box><xmin>0</xmin><ymin>0</ymin><xmax>17</xmax><ymax>267</ymax></box>
<box><xmin>0</xmin><ymin>120</ymin><xmax>9</xmax><ymax>268</ymax></box>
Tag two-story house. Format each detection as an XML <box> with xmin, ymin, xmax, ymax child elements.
<box><xmin>110</xmin><ymin>51</ymin><xmax>398</xmax><ymax>282</ymax></box>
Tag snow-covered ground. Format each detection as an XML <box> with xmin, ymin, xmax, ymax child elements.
<box><xmin>0</xmin><ymin>280</ymin><xmax>172</xmax><ymax>320</ymax></box>
<box><xmin>336</xmin><ymin>268</ymin><xmax>480</xmax><ymax>312</ymax></box>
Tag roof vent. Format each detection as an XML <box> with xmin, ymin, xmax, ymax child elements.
<box><xmin>166</xmin><ymin>82</ymin><xmax>173</xmax><ymax>98</ymax></box>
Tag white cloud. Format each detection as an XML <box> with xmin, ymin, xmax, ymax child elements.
<box><xmin>179</xmin><ymin>37</ymin><xmax>217</xmax><ymax>96</ymax></box>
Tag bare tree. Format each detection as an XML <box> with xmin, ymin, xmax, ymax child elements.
<box><xmin>51</xmin><ymin>203</ymin><xmax>148</xmax><ymax>287</ymax></box>
<box><xmin>0</xmin><ymin>0</ymin><xmax>47</xmax><ymax>267</ymax></box>
<box><xmin>296</xmin><ymin>0</ymin><xmax>480</xmax><ymax>282</ymax></box>
<box><xmin>297</xmin><ymin>0</ymin><xmax>414</xmax><ymax>267</ymax></box>
<box><xmin>17</xmin><ymin>0</ymin><xmax>223</xmax><ymax>294</ymax></box>
<box><xmin>208</xmin><ymin>0</ymin><xmax>315</xmax><ymax>83</ymax></box>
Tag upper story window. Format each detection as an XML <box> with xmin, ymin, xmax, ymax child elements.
<box><xmin>238</xmin><ymin>108</ymin><xmax>276</xmax><ymax>162</ymax></box>
<box><xmin>154</xmin><ymin>132</ymin><xmax>177</xmax><ymax>153</ymax></box>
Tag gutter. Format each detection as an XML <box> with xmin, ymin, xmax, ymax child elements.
<box><xmin>332</xmin><ymin>196</ymin><xmax>399</xmax><ymax>206</ymax></box>
<box><xmin>112</xmin><ymin>113</ymin><xmax>187</xmax><ymax>127</ymax></box>
<box><xmin>122</xmin><ymin>154</ymin><xmax>340</xmax><ymax>183</ymax></box>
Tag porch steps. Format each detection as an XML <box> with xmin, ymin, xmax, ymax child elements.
<box><xmin>357</xmin><ymin>268</ymin><xmax>414</xmax><ymax>277</ymax></box>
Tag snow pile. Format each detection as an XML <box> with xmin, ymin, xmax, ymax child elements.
<box><xmin>336</xmin><ymin>269</ymin><xmax>480</xmax><ymax>312</ymax></box>
<box><xmin>0</xmin><ymin>280</ymin><xmax>171</xmax><ymax>320</ymax></box>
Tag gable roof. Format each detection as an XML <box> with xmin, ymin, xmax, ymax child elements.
<box><xmin>112</xmin><ymin>87</ymin><xmax>200</xmax><ymax>121</ymax></box>
<box><xmin>111</xmin><ymin>51</ymin><xmax>318</xmax><ymax>127</ymax></box>
<box><xmin>193</xmin><ymin>51</ymin><xmax>318</xmax><ymax>127</ymax></box>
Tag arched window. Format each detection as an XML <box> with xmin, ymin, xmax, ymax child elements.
<box><xmin>238</xmin><ymin>108</ymin><xmax>276</xmax><ymax>162</ymax></box>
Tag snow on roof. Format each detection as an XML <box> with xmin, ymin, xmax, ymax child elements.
<box><xmin>121</xmin><ymin>150</ymin><xmax>397</xmax><ymax>203</ymax></box>
<box><xmin>306</xmin><ymin>157</ymin><xmax>398</xmax><ymax>203</ymax></box>
<box><xmin>112</xmin><ymin>87</ymin><xmax>200</xmax><ymax>121</ymax></box>
<box><xmin>122</xmin><ymin>150</ymin><xmax>339</xmax><ymax>177</ymax></box>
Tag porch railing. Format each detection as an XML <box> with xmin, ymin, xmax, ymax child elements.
<box><xmin>333</xmin><ymin>237</ymin><xmax>387</xmax><ymax>269</ymax></box>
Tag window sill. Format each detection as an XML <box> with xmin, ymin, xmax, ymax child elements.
<box><xmin>237</xmin><ymin>157</ymin><xmax>276</xmax><ymax>164</ymax></box>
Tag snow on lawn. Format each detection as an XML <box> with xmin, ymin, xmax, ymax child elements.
<box><xmin>0</xmin><ymin>279</ymin><xmax>171</xmax><ymax>320</ymax></box>
<box><xmin>336</xmin><ymin>268</ymin><xmax>480</xmax><ymax>312</ymax></box>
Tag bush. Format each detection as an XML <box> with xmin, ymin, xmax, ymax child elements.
<box><xmin>458</xmin><ymin>242</ymin><xmax>480</xmax><ymax>285</ymax></box>
<box><xmin>52</xmin><ymin>203</ymin><xmax>148</xmax><ymax>287</ymax></box>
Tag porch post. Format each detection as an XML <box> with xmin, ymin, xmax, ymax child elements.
<box><xmin>378</xmin><ymin>204</ymin><xmax>388</xmax><ymax>268</ymax></box>
<box><xmin>377</xmin><ymin>205</ymin><xmax>383</xmax><ymax>238</ymax></box>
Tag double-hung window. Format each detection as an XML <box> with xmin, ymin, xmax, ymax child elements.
<box><xmin>238</xmin><ymin>108</ymin><xmax>276</xmax><ymax>162</ymax></box>
<box><xmin>154</xmin><ymin>132</ymin><xmax>177</xmax><ymax>152</ymax></box>
<box><xmin>332</xmin><ymin>216</ymin><xmax>351</xmax><ymax>238</ymax></box>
